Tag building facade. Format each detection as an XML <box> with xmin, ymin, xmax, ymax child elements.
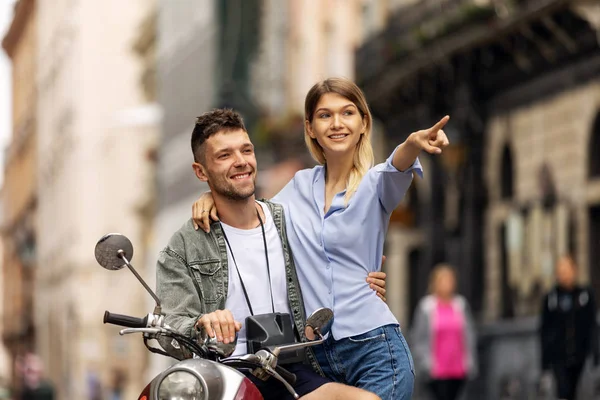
<box><xmin>485</xmin><ymin>78</ymin><xmax>600</xmax><ymax>320</ymax></box>
<box><xmin>0</xmin><ymin>239</ymin><xmax>9</xmax><ymax>394</ymax></box>
<box><xmin>33</xmin><ymin>0</ymin><xmax>159</xmax><ymax>398</ymax></box>
<box><xmin>1</xmin><ymin>0</ymin><xmax>37</xmax><ymax>394</ymax></box>
<box><xmin>356</xmin><ymin>0</ymin><xmax>600</xmax><ymax>397</ymax></box>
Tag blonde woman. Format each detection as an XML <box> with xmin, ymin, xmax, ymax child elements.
<box><xmin>192</xmin><ymin>77</ymin><xmax>449</xmax><ymax>399</ymax></box>
<box><xmin>410</xmin><ymin>264</ymin><xmax>478</xmax><ymax>400</ymax></box>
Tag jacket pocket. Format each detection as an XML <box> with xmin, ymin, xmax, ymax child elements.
<box><xmin>189</xmin><ymin>261</ymin><xmax>223</xmax><ymax>304</ymax></box>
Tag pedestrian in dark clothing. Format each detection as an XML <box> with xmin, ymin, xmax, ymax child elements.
<box><xmin>539</xmin><ymin>255</ymin><xmax>599</xmax><ymax>400</ymax></box>
<box><xmin>21</xmin><ymin>382</ymin><xmax>54</xmax><ymax>400</ymax></box>
<box><xmin>16</xmin><ymin>353</ymin><xmax>55</xmax><ymax>400</ymax></box>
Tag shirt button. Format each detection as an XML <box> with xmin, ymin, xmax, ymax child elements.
<box><xmin>326</xmin><ymin>264</ymin><xmax>330</xmax><ymax>269</ymax></box>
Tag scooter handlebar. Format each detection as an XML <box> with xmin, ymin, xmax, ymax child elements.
<box><xmin>104</xmin><ymin>311</ymin><xmax>148</xmax><ymax>328</ymax></box>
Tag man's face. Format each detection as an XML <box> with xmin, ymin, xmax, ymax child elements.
<box><xmin>556</xmin><ymin>257</ymin><xmax>577</xmax><ymax>289</ymax></box>
<box><xmin>193</xmin><ymin>129</ymin><xmax>257</xmax><ymax>200</ymax></box>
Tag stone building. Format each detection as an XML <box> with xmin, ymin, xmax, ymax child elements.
<box><xmin>1</xmin><ymin>0</ymin><xmax>37</xmax><ymax>393</ymax></box>
<box><xmin>0</xmin><ymin>239</ymin><xmax>9</xmax><ymax>394</ymax></box>
<box><xmin>485</xmin><ymin>76</ymin><xmax>600</xmax><ymax>321</ymax></box>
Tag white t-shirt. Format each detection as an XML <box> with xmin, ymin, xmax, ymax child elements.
<box><xmin>222</xmin><ymin>202</ymin><xmax>292</xmax><ymax>356</ymax></box>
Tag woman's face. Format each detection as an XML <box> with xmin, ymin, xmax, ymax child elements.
<box><xmin>434</xmin><ymin>270</ymin><xmax>456</xmax><ymax>299</ymax></box>
<box><xmin>306</xmin><ymin>92</ymin><xmax>367</xmax><ymax>160</ymax></box>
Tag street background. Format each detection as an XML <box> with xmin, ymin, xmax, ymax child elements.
<box><xmin>1</xmin><ymin>0</ymin><xmax>600</xmax><ymax>398</ymax></box>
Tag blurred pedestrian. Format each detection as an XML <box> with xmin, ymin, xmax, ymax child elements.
<box><xmin>86</xmin><ymin>370</ymin><xmax>102</xmax><ymax>400</ymax></box>
<box><xmin>17</xmin><ymin>353</ymin><xmax>54</xmax><ymax>400</ymax></box>
<box><xmin>0</xmin><ymin>378</ymin><xmax>10</xmax><ymax>400</ymax></box>
<box><xmin>539</xmin><ymin>255</ymin><xmax>599</xmax><ymax>400</ymax></box>
<box><xmin>410</xmin><ymin>264</ymin><xmax>478</xmax><ymax>400</ymax></box>
<box><xmin>109</xmin><ymin>370</ymin><xmax>126</xmax><ymax>400</ymax></box>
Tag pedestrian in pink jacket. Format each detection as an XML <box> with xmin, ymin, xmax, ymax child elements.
<box><xmin>410</xmin><ymin>264</ymin><xmax>478</xmax><ymax>400</ymax></box>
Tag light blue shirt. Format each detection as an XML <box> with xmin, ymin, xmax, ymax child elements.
<box><xmin>272</xmin><ymin>147</ymin><xmax>423</xmax><ymax>339</ymax></box>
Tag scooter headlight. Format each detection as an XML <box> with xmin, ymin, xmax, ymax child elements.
<box><xmin>157</xmin><ymin>370</ymin><xmax>205</xmax><ymax>400</ymax></box>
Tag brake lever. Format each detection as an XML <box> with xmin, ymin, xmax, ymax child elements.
<box><xmin>262</xmin><ymin>365</ymin><xmax>299</xmax><ymax>399</ymax></box>
<box><xmin>119</xmin><ymin>327</ymin><xmax>166</xmax><ymax>335</ymax></box>
<box><xmin>222</xmin><ymin>352</ymin><xmax>299</xmax><ymax>398</ymax></box>
<box><xmin>230</xmin><ymin>354</ymin><xmax>262</xmax><ymax>364</ymax></box>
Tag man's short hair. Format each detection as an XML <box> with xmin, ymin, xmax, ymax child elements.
<box><xmin>191</xmin><ymin>108</ymin><xmax>246</xmax><ymax>163</ymax></box>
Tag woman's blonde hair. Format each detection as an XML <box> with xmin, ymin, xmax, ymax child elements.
<box><xmin>304</xmin><ymin>77</ymin><xmax>374</xmax><ymax>203</ymax></box>
<box><xmin>428</xmin><ymin>263</ymin><xmax>457</xmax><ymax>295</ymax></box>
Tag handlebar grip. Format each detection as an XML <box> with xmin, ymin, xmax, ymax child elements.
<box><xmin>103</xmin><ymin>311</ymin><xmax>148</xmax><ymax>328</ymax></box>
<box><xmin>275</xmin><ymin>365</ymin><xmax>297</xmax><ymax>386</ymax></box>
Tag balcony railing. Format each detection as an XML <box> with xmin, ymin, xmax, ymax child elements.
<box><xmin>356</xmin><ymin>0</ymin><xmax>504</xmax><ymax>84</ymax></box>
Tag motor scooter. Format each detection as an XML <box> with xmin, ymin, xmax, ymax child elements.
<box><xmin>95</xmin><ymin>233</ymin><xmax>333</xmax><ymax>400</ymax></box>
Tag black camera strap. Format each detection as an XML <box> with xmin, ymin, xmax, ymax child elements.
<box><xmin>221</xmin><ymin>207</ymin><xmax>275</xmax><ymax>316</ymax></box>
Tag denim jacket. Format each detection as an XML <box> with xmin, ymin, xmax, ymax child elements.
<box><xmin>156</xmin><ymin>200</ymin><xmax>322</xmax><ymax>374</ymax></box>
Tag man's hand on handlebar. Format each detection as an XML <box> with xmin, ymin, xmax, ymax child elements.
<box><xmin>195</xmin><ymin>309</ymin><xmax>242</xmax><ymax>344</ymax></box>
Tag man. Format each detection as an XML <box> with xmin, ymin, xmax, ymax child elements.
<box><xmin>539</xmin><ymin>255</ymin><xmax>599</xmax><ymax>400</ymax></box>
<box><xmin>156</xmin><ymin>109</ymin><xmax>379</xmax><ymax>400</ymax></box>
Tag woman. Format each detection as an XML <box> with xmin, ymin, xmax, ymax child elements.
<box><xmin>193</xmin><ymin>77</ymin><xmax>449</xmax><ymax>399</ymax></box>
<box><xmin>410</xmin><ymin>264</ymin><xmax>477</xmax><ymax>400</ymax></box>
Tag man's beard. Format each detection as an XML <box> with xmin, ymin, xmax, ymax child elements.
<box><xmin>207</xmin><ymin>171</ymin><xmax>256</xmax><ymax>201</ymax></box>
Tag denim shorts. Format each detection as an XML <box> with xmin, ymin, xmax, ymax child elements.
<box><xmin>312</xmin><ymin>324</ymin><xmax>415</xmax><ymax>400</ymax></box>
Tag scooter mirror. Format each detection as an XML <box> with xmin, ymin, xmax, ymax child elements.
<box><xmin>95</xmin><ymin>233</ymin><xmax>134</xmax><ymax>271</ymax></box>
<box><xmin>304</xmin><ymin>308</ymin><xmax>334</xmax><ymax>341</ymax></box>
<box><xmin>95</xmin><ymin>233</ymin><xmax>163</xmax><ymax>314</ymax></box>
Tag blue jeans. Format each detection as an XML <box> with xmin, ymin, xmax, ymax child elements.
<box><xmin>312</xmin><ymin>324</ymin><xmax>415</xmax><ymax>399</ymax></box>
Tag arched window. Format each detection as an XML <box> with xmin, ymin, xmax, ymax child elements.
<box><xmin>589</xmin><ymin>113</ymin><xmax>600</xmax><ymax>179</ymax></box>
<box><xmin>501</xmin><ymin>144</ymin><xmax>514</xmax><ymax>199</ymax></box>
<box><xmin>590</xmin><ymin>206</ymin><xmax>600</xmax><ymax>308</ymax></box>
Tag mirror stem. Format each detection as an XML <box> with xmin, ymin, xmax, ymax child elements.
<box><xmin>118</xmin><ymin>250</ymin><xmax>163</xmax><ymax>315</ymax></box>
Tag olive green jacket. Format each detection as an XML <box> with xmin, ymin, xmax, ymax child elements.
<box><xmin>156</xmin><ymin>200</ymin><xmax>321</xmax><ymax>373</ymax></box>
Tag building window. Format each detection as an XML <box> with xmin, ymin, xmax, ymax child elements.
<box><xmin>589</xmin><ymin>112</ymin><xmax>600</xmax><ymax>179</ymax></box>
<box><xmin>501</xmin><ymin>145</ymin><xmax>514</xmax><ymax>199</ymax></box>
<box><xmin>589</xmin><ymin>206</ymin><xmax>600</xmax><ymax>307</ymax></box>
<box><xmin>499</xmin><ymin>222</ymin><xmax>514</xmax><ymax>318</ymax></box>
